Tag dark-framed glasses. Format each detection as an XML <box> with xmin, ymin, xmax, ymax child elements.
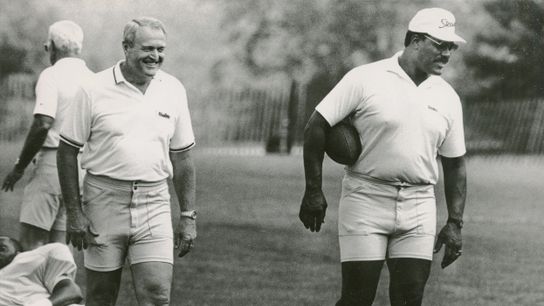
<box><xmin>424</xmin><ymin>34</ymin><xmax>458</xmax><ymax>52</ymax></box>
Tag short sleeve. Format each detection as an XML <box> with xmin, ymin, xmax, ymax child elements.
<box><xmin>33</xmin><ymin>69</ymin><xmax>58</xmax><ymax>118</ymax></box>
<box><xmin>42</xmin><ymin>244</ymin><xmax>77</xmax><ymax>293</ymax></box>
<box><xmin>169</xmin><ymin>86</ymin><xmax>195</xmax><ymax>152</ymax></box>
<box><xmin>59</xmin><ymin>85</ymin><xmax>92</xmax><ymax>148</ymax></box>
<box><xmin>438</xmin><ymin>97</ymin><xmax>466</xmax><ymax>157</ymax></box>
<box><xmin>315</xmin><ymin>69</ymin><xmax>365</xmax><ymax>126</ymax></box>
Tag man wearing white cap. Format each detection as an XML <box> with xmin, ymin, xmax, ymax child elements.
<box><xmin>300</xmin><ymin>8</ymin><xmax>467</xmax><ymax>305</ymax></box>
<box><xmin>2</xmin><ymin>20</ymin><xmax>93</xmax><ymax>251</ymax></box>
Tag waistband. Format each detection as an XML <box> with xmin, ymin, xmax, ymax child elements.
<box><xmin>345</xmin><ymin>170</ymin><xmax>432</xmax><ymax>188</ymax></box>
<box><xmin>85</xmin><ymin>171</ymin><xmax>167</xmax><ymax>192</ymax></box>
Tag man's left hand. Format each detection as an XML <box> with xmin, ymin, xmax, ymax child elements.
<box><xmin>175</xmin><ymin>217</ymin><xmax>196</xmax><ymax>257</ymax></box>
<box><xmin>434</xmin><ymin>222</ymin><xmax>463</xmax><ymax>269</ymax></box>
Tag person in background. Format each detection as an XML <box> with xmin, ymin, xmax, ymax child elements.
<box><xmin>0</xmin><ymin>235</ymin><xmax>83</xmax><ymax>306</ymax></box>
<box><xmin>2</xmin><ymin>20</ymin><xmax>93</xmax><ymax>251</ymax></box>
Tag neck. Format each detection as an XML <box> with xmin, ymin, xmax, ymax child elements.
<box><xmin>51</xmin><ymin>52</ymin><xmax>80</xmax><ymax>65</ymax></box>
<box><xmin>120</xmin><ymin>62</ymin><xmax>152</xmax><ymax>93</ymax></box>
<box><xmin>398</xmin><ymin>50</ymin><xmax>428</xmax><ymax>86</ymax></box>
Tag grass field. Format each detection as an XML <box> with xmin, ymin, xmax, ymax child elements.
<box><xmin>1</xmin><ymin>141</ymin><xmax>544</xmax><ymax>305</ymax></box>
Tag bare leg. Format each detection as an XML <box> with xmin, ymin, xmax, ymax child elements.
<box><xmin>131</xmin><ymin>262</ymin><xmax>173</xmax><ymax>306</ymax></box>
<box><xmin>19</xmin><ymin>222</ymin><xmax>50</xmax><ymax>250</ymax></box>
<box><xmin>85</xmin><ymin>268</ymin><xmax>123</xmax><ymax>306</ymax></box>
<box><xmin>336</xmin><ymin>260</ymin><xmax>385</xmax><ymax>306</ymax></box>
<box><xmin>49</xmin><ymin>229</ymin><xmax>66</xmax><ymax>244</ymax></box>
<box><xmin>387</xmin><ymin>258</ymin><xmax>431</xmax><ymax>306</ymax></box>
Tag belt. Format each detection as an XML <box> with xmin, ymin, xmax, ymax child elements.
<box><xmin>345</xmin><ymin>170</ymin><xmax>432</xmax><ymax>188</ymax></box>
<box><xmin>86</xmin><ymin>171</ymin><xmax>166</xmax><ymax>190</ymax></box>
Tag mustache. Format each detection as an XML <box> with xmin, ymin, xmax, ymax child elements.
<box><xmin>435</xmin><ymin>56</ymin><xmax>449</xmax><ymax>64</ymax></box>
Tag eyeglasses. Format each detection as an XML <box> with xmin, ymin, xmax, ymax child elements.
<box><xmin>424</xmin><ymin>34</ymin><xmax>458</xmax><ymax>52</ymax></box>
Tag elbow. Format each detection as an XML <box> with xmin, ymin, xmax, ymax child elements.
<box><xmin>51</xmin><ymin>279</ymin><xmax>83</xmax><ymax>306</ymax></box>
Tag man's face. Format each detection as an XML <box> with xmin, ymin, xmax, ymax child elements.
<box><xmin>124</xmin><ymin>26</ymin><xmax>166</xmax><ymax>79</ymax></box>
<box><xmin>415</xmin><ymin>34</ymin><xmax>458</xmax><ymax>76</ymax></box>
<box><xmin>0</xmin><ymin>237</ymin><xmax>17</xmax><ymax>269</ymax></box>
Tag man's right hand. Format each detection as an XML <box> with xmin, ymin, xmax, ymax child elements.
<box><xmin>299</xmin><ymin>189</ymin><xmax>328</xmax><ymax>232</ymax></box>
<box><xmin>2</xmin><ymin>168</ymin><xmax>24</xmax><ymax>192</ymax></box>
<box><xmin>66</xmin><ymin>214</ymin><xmax>103</xmax><ymax>250</ymax></box>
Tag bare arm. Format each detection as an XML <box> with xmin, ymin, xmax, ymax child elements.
<box><xmin>434</xmin><ymin>155</ymin><xmax>467</xmax><ymax>268</ymax></box>
<box><xmin>170</xmin><ymin>150</ymin><xmax>196</xmax><ymax>257</ymax></box>
<box><xmin>57</xmin><ymin>141</ymin><xmax>95</xmax><ymax>250</ymax></box>
<box><xmin>442</xmin><ymin>156</ymin><xmax>466</xmax><ymax>222</ymax></box>
<box><xmin>300</xmin><ymin>111</ymin><xmax>331</xmax><ymax>232</ymax></box>
<box><xmin>2</xmin><ymin>114</ymin><xmax>54</xmax><ymax>191</ymax></box>
<box><xmin>49</xmin><ymin>278</ymin><xmax>83</xmax><ymax>306</ymax></box>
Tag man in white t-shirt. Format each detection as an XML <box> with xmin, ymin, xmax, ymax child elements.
<box><xmin>2</xmin><ymin>21</ymin><xmax>93</xmax><ymax>251</ymax></box>
<box><xmin>0</xmin><ymin>236</ymin><xmax>83</xmax><ymax>306</ymax></box>
<box><xmin>57</xmin><ymin>17</ymin><xmax>196</xmax><ymax>306</ymax></box>
<box><xmin>300</xmin><ymin>8</ymin><xmax>467</xmax><ymax>306</ymax></box>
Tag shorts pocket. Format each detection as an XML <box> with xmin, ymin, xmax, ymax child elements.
<box><xmin>144</xmin><ymin>187</ymin><xmax>173</xmax><ymax>238</ymax></box>
<box><xmin>82</xmin><ymin>180</ymin><xmax>107</xmax><ymax>206</ymax></box>
<box><xmin>82</xmin><ymin>181</ymin><xmax>111</xmax><ymax>235</ymax></box>
<box><xmin>415</xmin><ymin>190</ymin><xmax>436</xmax><ymax>235</ymax></box>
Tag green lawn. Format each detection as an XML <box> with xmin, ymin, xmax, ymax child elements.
<box><xmin>1</xmin><ymin>142</ymin><xmax>544</xmax><ymax>305</ymax></box>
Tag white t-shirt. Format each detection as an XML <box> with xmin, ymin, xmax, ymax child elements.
<box><xmin>33</xmin><ymin>58</ymin><xmax>93</xmax><ymax>148</ymax></box>
<box><xmin>0</xmin><ymin>243</ymin><xmax>77</xmax><ymax>306</ymax></box>
<box><xmin>60</xmin><ymin>61</ymin><xmax>195</xmax><ymax>181</ymax></box>
<box><xmin>316</xmin><ymin>52</ymin><xmax>466</xmax><ymax>185</ymax></box>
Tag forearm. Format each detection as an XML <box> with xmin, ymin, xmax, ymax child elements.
<box><xmin>57</xmin><ymin>142</ymin><xmax>83</xmax><ymax>219</ymax></box>
<box><xmin>303</xmin><ymin>112</ymin><xmax>329</xmax><ymax>191</ymax></box>
<box><xmin>14</xmin><ymin>118</ymin><xmax>51</xmax><ymax>171</ymax></box>
<box><xmin>442</xmin><ymin>156</ymin><xmax>467</xmax><ymax>221</ymax></box>
<box><xmin>50</xmin><ymin>279</ymin><xmax>83</xmax><ymax>306</ymax></box>
<box><xmin>171</xmin><ymin>151</ymin><xmax>196</xmax><ymax>212</ymax></box>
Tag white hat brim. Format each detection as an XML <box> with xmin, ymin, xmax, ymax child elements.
<box><xmin>428</xmin><ymin>30</ymin><xmax>466</xmax><ymax>43</ymax></box>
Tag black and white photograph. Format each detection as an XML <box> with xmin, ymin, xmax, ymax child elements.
<box><xmin>0</xmin><ymin>0</ymin><xmax>543</xmax><ymax>305</ymax></box>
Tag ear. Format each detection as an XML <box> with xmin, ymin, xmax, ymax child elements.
<box><xmin>411</xmin><ymin>35</ymin><xmax>424</xmax><ymax>50</ymax></box>
<box><xmin>122</xmin><ymin>41</ymin><xmax>129</xmax><ymax>53</ymax></box>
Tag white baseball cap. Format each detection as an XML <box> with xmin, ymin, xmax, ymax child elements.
<box><xmin>408</xmin><ymin>8</ymin><xmax>466</xmax><ymax>43</ymax></box>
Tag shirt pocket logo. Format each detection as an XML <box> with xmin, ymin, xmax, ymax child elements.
<box><xmin>158</xmin><ymin>112</ymin><xmax>170</xmax><ymax>119</ymax></box>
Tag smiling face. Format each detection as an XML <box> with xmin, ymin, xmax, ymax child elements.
<box><xmin>0</xmin><ymin>236</ymin><xmax>18</xmax><ymax>269</ymax></box>
<box><xmin>414</xmin><ymin>34</ymin><xmax>457</xmax><ymax>76</ymax></box>
<box><xmin>123</xmin><ymin>26</ymin><xmax>166</xmax><ymax>81</ymax></box>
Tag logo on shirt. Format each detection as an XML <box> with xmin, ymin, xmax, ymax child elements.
<box><xmin>427</xmin><ymin>105</ymin><xmax>438</xmax><ymax>112</ymax></box>
<box><xmin>158</xmin><ymin>112</ymin><xmax>170</xmax><ymax>119</ymax></box>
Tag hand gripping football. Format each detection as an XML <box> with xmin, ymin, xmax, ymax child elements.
<box><xmin>325</xmin><ymin>121</ymin><xmax>362</xmax><ymax>165</ymax></box>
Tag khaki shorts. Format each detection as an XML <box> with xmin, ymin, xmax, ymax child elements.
<box><xmin>338</xmin><ymin>173</ymin><xmax>436</xmax><ymax>262</ymax></box>
<box><xmin>20</xmin><ymin>150</ymin><xmax>65</xmax><ymax>231</ymax></box>
<box><xmin>82</xmin><ymin>173</ymin><xmax>174</xmax><ymax>272</ymax></box>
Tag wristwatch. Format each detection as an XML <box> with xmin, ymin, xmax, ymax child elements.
<box><xmin>447</xmin><ymin>217</ymin><xmax>463</xmax><ymax>229</ymax></box>
<box><xmin>180</xmin><ymin>210</ymin><xmax>197</xmax><ymax>220</ymax></box>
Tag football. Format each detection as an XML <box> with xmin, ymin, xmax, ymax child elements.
<box><xmin>325</xmin><ymin>121</ymin><xmax>362</xmax><ymax>165</ymax></box>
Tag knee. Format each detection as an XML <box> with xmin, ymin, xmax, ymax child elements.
<box><xmin>137</xmin><ymin>282</ymin><xmax>171</xmax><ymax>305</ymax></box>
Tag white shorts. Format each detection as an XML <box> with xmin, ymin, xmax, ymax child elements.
<box><xmin>20</xmin><ymin>150</ymin><xmax>65</xmax><ymax>231</ymax></box>
<box><xmin>20</xmin><ymin>149</ymin><xmax>85</xmax><ymax>231</ymax></box>
<box><xmin>82</xmin><ymin>173</ymin><xmax>174</xmax><ymax>272</ymax></box>
<box><xmin>338</xmin><ymin>173</ymin><xmax>436</xmax><ymax>262</ymax></box>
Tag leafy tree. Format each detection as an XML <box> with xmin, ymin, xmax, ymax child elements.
<box><xmin>212</xmin><ymin>0</ymin><xmax>435</xmax><ymax>87</ymax></box>
<box><xmin>464</xmin><ymin>0</ymin><xmax>544</xmax><ymax>100</ymax></box>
